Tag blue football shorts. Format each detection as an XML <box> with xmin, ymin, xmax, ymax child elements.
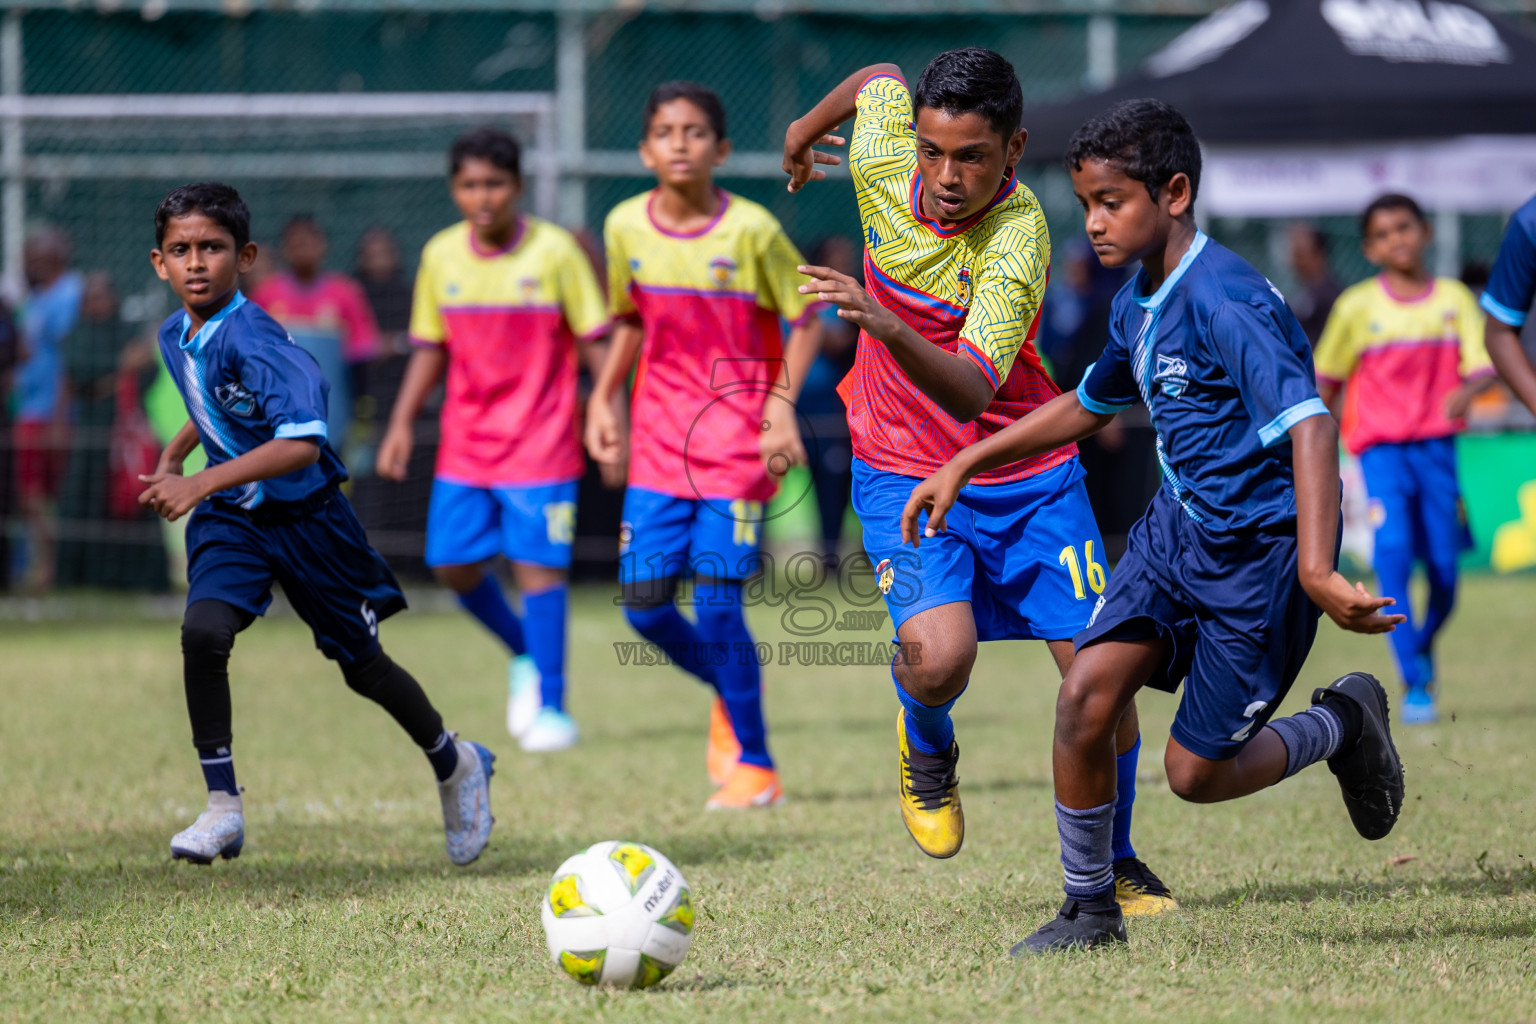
<box><xmin>424</xmin><ymin>477</ymin><xmax>579</xmax><ymax>569</ymax></box>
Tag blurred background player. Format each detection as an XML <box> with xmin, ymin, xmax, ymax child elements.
<box><xmin>903</xmin><ymin>100</ymin><xmax>1405</xmax><ymax>952</ymax></box>
<box><xmin>143</xmin><ymin>182</ymin><xmax>494</xmax><ymax>867</ymax></box>
<box><xmin>1313</xmin><ymin>194</ymin><xmax>1495</xmax><ymax>724</ymax></box>
<box><xmin>378</xmin><ymin>127</ymin><xmax>612</xmax><ymax>753</ymax></box>
<box><xmin>250</xmin><ymin>216</ymin><xmax>381</xmax><ymax>455</ymax></box>
<box><xmin>586</xmin><ymin>81</ymin><xmax>821</xmax><ymax>810</ymax></box>
<box><xmin>783</xmin><ymin>49</ymin><xmax>1169</xmax><ymax>913</ymax></box>
<box><xmin>14</xmin><ymin>228</ymin><xmax>83</xmax><ymax>592</ymax></box>
<box><xmin>799</xmin><ymin>235</ymin><xmax>861</xmax><ymax>570</ymax></box>
<box><xmin>1482</xmin><ymin>193</ymin><xmax>1536</xmax><ymax>415</ymax></box>
<box><xmin>1287</xmin><ymin>222</ymin><xmax>1341</xmax><ymax>348</ymax></box>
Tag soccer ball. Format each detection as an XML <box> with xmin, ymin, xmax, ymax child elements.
<box><xmin>540</xmin><ymin>840</ymin><xmax>694</xmax><ymax>988</ymax></box>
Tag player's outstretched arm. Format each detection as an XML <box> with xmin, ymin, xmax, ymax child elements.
<box><xmin>782</xmin><ymin>63</ymin><xmax>899</xmax><ymax>192</ymax></box>
<box><xmin>376</xmin><ymin>345</ymin><xmax>448</xmax><ymax>481</ymax></box>
<box><xmin>138</xmin><ymin>438</ymin><xmax>320</xmax><ymax>522</ymax></box>
<box><xmin>1486</xmin><ymin>319</ymin><xmax>1536</xmax><ymax>414</ymax></box>
<box><xmin>900</xmin><ymin>391</ymin><xmax>1111</xmax><ymax>546</ymax></box>
<box><xmin>586</xmin><ymin>321</ymin><xmax>642</xmax><ymax>467</ymax></box>
<box><xmin>1290</xmin><ymin>413</ymin><xmax>1405</xmax><ymax>634</ymax></box>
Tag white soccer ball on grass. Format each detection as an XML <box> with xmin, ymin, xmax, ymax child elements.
<box><xmin>540</xmin><ymin>840</ymin><xmax>694</xmax><ymax>988</ymax></box>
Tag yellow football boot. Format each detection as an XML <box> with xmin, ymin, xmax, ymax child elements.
<box><xmin>1113</xmin><ymin>856</ymin><xmax>1179</xmax><ymax>916</ymax></box>
<box><xmin>896</xmin><ymin>710</ymin><xmax>963</xmax><ymax>859</ymax></box>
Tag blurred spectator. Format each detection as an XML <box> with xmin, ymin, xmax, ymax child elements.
<box><xmin>56</xmin><ymin>272</ymin><xmax>167</xmax><ymax>590</ymax></box>
<box><xmin>250</xmin><ymin>216</ymin><xmax>380</xmax><ymax>454</ymax></box>
<box><xmin>352</xmin><ymin>226</ymin><xmax>414</xmax><ymax>469</ymax></box>
<box><xmin>801</xmin><ymin>236</ymin><xmax>859</xmax><ymax>568</ymax></box>
<box><xmin>1287</xmin><ymin>223</ymin><xmax>1341</xmax><ymax>347</ymax></box>
<box><xmin>14</xmin><ymin>228</ymin><xmax>83</xmax><ymax>592</ymax></box>
<box><xmin>0</xmin><ymin>295</ymin><xmax>19</xmax><ymax>588</ymax></box>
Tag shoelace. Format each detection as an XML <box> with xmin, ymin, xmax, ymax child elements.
<box><xmin>903</xmin><ymin>745</ymin><xmax>959</xmax><ymax>810</ymax></box>
<box><xmin>1114</xmin><ymin>858</ymin><xmax>1171</xmax><ymax>897</ymax></box>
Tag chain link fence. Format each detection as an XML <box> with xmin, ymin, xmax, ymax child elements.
<box><xmin>2</xmin><ymin>2</ymin><xmax>1532</xmax><ymax>596</ymax></box>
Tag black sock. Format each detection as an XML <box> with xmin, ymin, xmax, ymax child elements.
<box><xmin>1318</xmin><ymin>689</ymin><xmax>1364</xmax><ymax>754</ymax></box>
<box><xmin>341</xmin><ymin>650</ymin><xmax>456</xmax><ymax>779</ymax></box>
<box><xmin>183</xmin><ymin>599</ymin><xmax>255</xmax><ymax>793</ymax></box>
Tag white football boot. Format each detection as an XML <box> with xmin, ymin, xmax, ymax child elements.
<box><xmin>506</xmin><ymin>655</ymin><xmax>542</xmax><ymax>739</ymax></box>
<box><xmin>439</xmin><ymin>735</ymin><xmax>495</xmax><ymax>866</ymax></box>
<box><xmin>170</xmin><ymin>790</ymin><xmax>245</xmax><ymax>864</ymax></box>
<box><xmin>519</xmin><ymin>708</ymin><xmax>579</xmax><ymax>752</ymax></box>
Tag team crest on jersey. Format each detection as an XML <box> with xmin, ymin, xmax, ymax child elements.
<box><xmin>709</xmin><ymin>256</ymin><xmax>737</xmax><ymax>286</ymax></box>
<box><xmin>214</xmin><ymin>381</ymin><xmax>257</xmax><ymax>417</ymax></box>
<box><xmin>1153</xmin><ymin>355</ymin><xmax>1190</xmax><ymax>399</ymax></box>
<box><xmin>520</xmin><ymin>277</ymin><xmax>540</xmax><ymax>302</ymax></box>
<box><xmin>875</xmin><ymin>558</ymin><xmax>895</xmax><ymax>595</ymax></box>
<box><xmin>957</xmin><ymin>266</ymin><xmax>971</xmax><ymax>304</ymax></box>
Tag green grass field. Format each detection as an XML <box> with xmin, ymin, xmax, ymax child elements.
<box><xmin>1</xmin><ymin>573</ymin><xmax>1533</xmax><ymax>1023</ymax></box>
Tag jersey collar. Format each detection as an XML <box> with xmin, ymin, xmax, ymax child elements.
<box><xmin>179</xmin><ymin>290</ymin><xmax>247</xmax><ymax>352</ymax></box>
<box><xmin>1134</xmin><ymin>230</ymin><xmax>1208</xmax><ymax>311</ymax></box>
<box><xmin>908</xmin><ymin>167</ymin><xmax>1019</xmax><ymax>239</ymax></box>
<box><xmin>468</xmin><ymin>215</ymin><xmax>526</xmax><ymax>259</ymax></box>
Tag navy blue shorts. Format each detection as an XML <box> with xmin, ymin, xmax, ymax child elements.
<box><xmin>853</xmin><ymin>457</ymin><xmax>1106</xmax><ymax>641</ymax></box>
<box><xmin>1075</xmin><ymin>492</ymin><xmax>1325</xmax><ymax>761</ymax></box>
<box><xmin>186</xmin><ymin>487</ymin><xmax>406</xmax><ymax>664</ymax></box>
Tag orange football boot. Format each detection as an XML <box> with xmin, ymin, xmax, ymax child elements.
<box><xmin>706</xmin><ymin>696</ymin><xmax>742</xmax><ymax>786</ymax></box>
<box><xmin>705</xmin><ymin>763</ymin><xmax>784</xmax><ymax>810</ymax></box>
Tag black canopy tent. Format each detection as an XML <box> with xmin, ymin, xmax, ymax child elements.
<box><xmin>1024</xmin><ymin>0</ymin><xmax>1536</xmax><ymax>156</ymax></box>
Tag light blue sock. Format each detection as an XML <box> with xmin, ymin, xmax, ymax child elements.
<box><xmin>1057</xmin><ymin>799</ymin><xmax>1115</xmax><ymax>900</ymax></box>
<box><xmin>892</xmin><ymin>661</ymin><xmax>960</xmax><ymax>755</ymax></box>
<box><xmin>523</xmin><ymin>585</ymin><xmax>568</xmax><ymax>712</ymax></box>
<box><xmin>1111</xmin><ymin>735</ymin><xmax>1140</xmax><ymax>861</ymax></box>
<box><xmin>456</xmin><ymin>575</ymin><xmax>526</xmax><ymax>657</ymax></box>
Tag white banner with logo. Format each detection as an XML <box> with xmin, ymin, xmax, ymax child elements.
<box><xmin>1201</xmin><ymin>135</ymin><xmax>1536</xmax><ymax>216</ymax></box>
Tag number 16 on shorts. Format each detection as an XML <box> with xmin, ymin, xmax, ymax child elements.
<box><xmin>1059</xmin><ymin>541</ymin><xmax>1106</xmax><ymax>601</ymax></box>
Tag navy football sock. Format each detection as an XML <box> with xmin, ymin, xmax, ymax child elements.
<box><xmin>197</xmin><ymin>745</ymin><xmax>238</xmax><ymax>796</ymax></box>
<box><xmin>1111</xmin><ymin>735</ymin><xmax>1140</xmax><ymax>861</ymax></box>
<box><xmin>1266</xmin><ymin>704</ymin><xmax>1346</xmax><ymax>779</ymax></box>
<box><xmin>1057</xmin><ymin>799</ymin><xmax>1115</xmax><ymax>900</ymax></box>
<box><xmin>624</xmin><ymin>603</ymin><xmax>721</xmax><ymax>689</ymax></box>
<box><xmin>891</xmin><ymin>661</ymin><xmax>960</xmax><ymax>755</ymax></box>
<box><xmin>696</xmin><ymin>580</ymin><xmax>771</xmax><ymax>769</ymax></box>
<box><xmin>423</xmin><ymin>731</ymin><xmax>460</xmax><ymax>783</ymax></box>
<box><xmin>457</xmin><ymin>575</ymin><xmax>527</xmax><ymax>657</ymax></box>
<box><xmin>523</xmin><ymin>585</ymin><xmax>568</xmax><ymax>712</ymax></box>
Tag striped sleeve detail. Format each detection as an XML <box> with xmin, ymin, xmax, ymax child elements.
<box><xmin>1257</xmin><ymin>397</ymin><xmax>1329</xmax><ymax>447</ymax></box>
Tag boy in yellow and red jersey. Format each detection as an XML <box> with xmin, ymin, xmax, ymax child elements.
<box><xmin>1315</xmin><ymin>193</ymin><xmax>1494</xmax><ymax>725</ymax></box>
<box><xmin>784</xmin><ymin>49</ymin><xmax>1171</xmax><ymax>915</ymax></box>
<box><xmin>378</xmin><ymin>126</ymin><xmax>612</xmax><ymax>753</ymax></box>
<box><xmin>586</xmin><ymin>82</ymin><xmax>821</xmax><ymax>811</ymax></box>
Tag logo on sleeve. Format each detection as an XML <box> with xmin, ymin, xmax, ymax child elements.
<box><xmin>1153</xmin><ymin>355</ymin><xmax>1190</xmax><ymax>399</ymax></box>
<box><xmin>956</xmin><ymin>266</ymin><xmax>971</xmax><ymax>305</ymax></box>
<box><xmin>214</xmin><ymin>381</ymin><xmax>257</xmax><ymax>417</ymax></box>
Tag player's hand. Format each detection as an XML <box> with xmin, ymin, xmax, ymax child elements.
<box><xmin>782</xmin><ymin>124</ymin><xmax>845</xmax><ymax>193</ymax></box>
<box><xmin>598</xmin><ymin>456</ymin><xmax>628</xmax><ymax>490</ymax></box>
<box><xmin>585</xmin><ymin>396</ymin><xmax>626</xmax><ymax>466</ymax></box>
<box><xmin>798</xmin><ymin>265</ymin><xmax>902</xmax><ymax>343</ymax></box>
<box><xmin>152</xmin><ymin>446</ymin><xmax>185</xmax><ymax>479</ymax></box>
<box><xmin>900</xmin><ymin>463</ymin><xmax>967</xmax><ymax>548</ymax></box>
<box><xmin>137</xmin><ymin>471</ymin><xmax>207</xmax><ymax>522</ymax></box>
<box><xmin>376</xmin><ymin>424</ymin><xmax>413</xmax><ymax>482</ymax></box>
<box><xmin>1303</xmin><ymin>572</ymin><xmax>1407</xmax><ymax>634</ymax></box>
<box><xmin>759</xmin><ymin>412</ymin><xmax>807</xmax><ymax>480</ymax></box>
<box><xmin>1443</xmin><ymin>384</ymin><xmax>1476</xmax><ymax>420</ymax></box>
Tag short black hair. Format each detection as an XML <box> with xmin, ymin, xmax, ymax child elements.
<box><xmin>912</xmin><ymin>47</ymin><xmax>1023</xmax><ymax>141</ymax></box>
<box><xmin>1360</xmin><ymin>193</ymin><xmax>1425</xmax><ymax>235</ymax></box>
<box><xmin>449</xmin><ymin>126</ymin><xmax>521</xmax><ymax>178</ymax></box>
<box><xmin>1064</xmin><ymin>98</ymin><xmax>1202</xmax><ymax>204</ymax></box>
<box><xmin>642</xmin><ymin>81</ymin><xmax>727</xmax><ymax>141</ymax></box>
<box><xmin>155</xmin><ymin>182</ymin><xmax>251</xmax><ymax>249</ymax></box>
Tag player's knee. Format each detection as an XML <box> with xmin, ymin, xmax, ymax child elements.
<box><xmin>341</xmin><ymin>648</ymin><xmax>392</xmax><ymax>697</ymax></box>
<box><xmin>181</xmin><ymin>600</ymin><xmax>246</xmax><ymax>660</ymax></box>
<box><xmin>897</xmin><ymin>646</ymin><xmax>972</xmax><ymax>705</ymax></box>
<box><xmin>1163</xmin><ymin>750</ymin><xmax>1220</xmax><ymax>803</ymax></box>
<box><xmin>1054</xmin><ymin>670</ymin><xmax>1119</xmax><ymax>747</ymax></box>
<box><xmin>433</xmin><ymin>564</ymin><xmax>482</xmax><ymax>594</ymax></box>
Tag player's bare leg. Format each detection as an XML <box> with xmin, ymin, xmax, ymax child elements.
<box><xmin>892</xmin><ymin>602</ymin><xmax>975</xmax><ymax>858</ymax></box>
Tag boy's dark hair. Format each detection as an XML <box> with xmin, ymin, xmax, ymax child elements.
<box><xmin>642</xmin><ymin>81</ymin><xmax>727</xmax><ymax>141</ymax></box>
<box><xmin>449</xmin><ymin>126</ymin><xmax>522</xmax><ymax>178</ymax></box>
<box><xmin>1360</xmin><ymin>193</ymin><xmax>1426</xmax><ymax>235</ymax></box>
<box><xmin>912</xmin><ymin>47</ymin><xmax>1024</xmax><ymax>141</ymax></box>
<box><xmin>1064</xmin><ymin>98</ymin><xmax>1202</xmax><ymax>204</ymax></box>
<box><xmin>155</xmin><ymin>182</ymin><xmax>251</xmax><ymax>249</ymax></box>
<box><xmin>281</xmin><ymin>214</ymin><xmax>322</xmax><ymax>237</ymax></box>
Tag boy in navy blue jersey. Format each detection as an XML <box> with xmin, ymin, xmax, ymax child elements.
<box><xmin>903</xmin><ymin>101</ymin><xmax>1407</xmax><ymax>953</ymax></box>
<box><xmin>1482</xmin><ymin>193</ymin><xmax>1536</xmax><ymax>414</ymax></box>
<box><xmin>142</xmin><ymin>182</ymin><xmax>495</xmax><ymax>867</ymax></box>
